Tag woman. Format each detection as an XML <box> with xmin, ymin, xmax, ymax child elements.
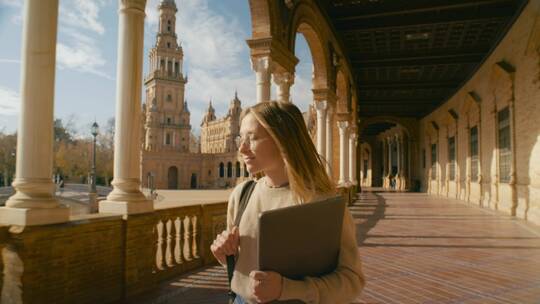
<box><xmin>211</xmin><ymin>101</ymin><xmax>364</xmax><ymax>303</ymax></box>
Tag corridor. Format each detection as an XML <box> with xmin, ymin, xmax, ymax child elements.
<box><xmin>135</xmin><ymin>189</ymin><xmax>540</xmax><ymax>304</ymax></box>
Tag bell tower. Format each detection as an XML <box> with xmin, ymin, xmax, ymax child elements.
<box><xmin>143</xmin><ymin>0</ymin><xmax>191</xmax><ymax>152</ymax></box>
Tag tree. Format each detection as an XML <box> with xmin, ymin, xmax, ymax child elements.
<box><xmin>0</xmin><ymin>131</ymin><xmax>17</xmax><ymax>187</ymax></box>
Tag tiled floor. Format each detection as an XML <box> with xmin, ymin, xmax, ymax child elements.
<box><xmin>135</xmin><ymin>190</ymin><xmax>540</xmax><ymax>304</ymax></box>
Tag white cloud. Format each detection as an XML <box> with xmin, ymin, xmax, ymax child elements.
<box><xmin>185</xmin><ymin>67</ymin><xmax>256</xmax><ymax>118</ymax></box>
<box><xmin>56</xmin><ymin>29</ymin><xmax>113</xmax><ymax>80</ymax></box>
<box><xmin>60</xmin><ymin>0</ymin><xmax>107</xmax><ymax>35</ymax></box>
<box><xmin>290</xmin><ymin>73</ymin><xmax>313</xmax><ymax>113</ymax></box>
<box><xmin>53</xmin><ymin>0</ymin><xmax>113</xmax><ymax>79</ymax></box>
<box><xmin>0</xmin><ymin>86</ymin><xmax>20</xmax><ymax>116</ymax></box>
<box><xmin>0</xmin><ymin>0</ymin><xmax>21</xmax><ymax>7</ymax></box>
<box><xmin>0</xmin><ymin>59</ymin><xmax>20</xmax><ymax>64</ymax></box>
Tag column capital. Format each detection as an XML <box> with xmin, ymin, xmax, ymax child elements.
<box><xmin>349</xmin><ymin>132</ymin><xmax>358</xmax><ymax>140</ymax></box>
<box><xmin>120</xmin><ymin>0</ymin><xmax>147</xmax><ymax>12</ymax></box>
<box><xmin>251</xmin><ymin>56</ymin><xmax>272</xmax><ymax>74</ymax></box>
<box><xmin>315</xmin><ymin>100</ymin><xmax>328</xmax><ymax>112</ymax></box>
<box><xmin>247</xmin><ymin>37</ymin><xmax>298</xmax><ymax>74</ymax></box>
<box><xmin>273</xmin><ymin>71</ymin><xmax>294</xmax><ymax>86</ymax></box>
<box><xmin>312</xmin><ymin>87</ymin><xmax>337</xmax><ymax>104</ymax></box>
<box><xmin>337</xmin><ymin>120</ymin><xmax>349</xmax><ymax>131</ymax></box>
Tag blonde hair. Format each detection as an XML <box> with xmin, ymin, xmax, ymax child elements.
<box><xmin>241</xmin><ymin>101</ymin><xmax>336</xmax><ymax>203</ymax></box>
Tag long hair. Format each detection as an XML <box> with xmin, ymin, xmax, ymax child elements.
<box><xmin>241</xmin><ymin>101</ymin><xmax>336</xmax><ymax>203</ymax></box>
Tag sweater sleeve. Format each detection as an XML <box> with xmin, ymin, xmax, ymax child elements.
<box><xmin>277</xmin><ymin>208</ymin><xmax>365</xmax><ymax>303</ymax></box>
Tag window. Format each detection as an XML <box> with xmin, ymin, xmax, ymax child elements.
<box><xmin>219</xmin><ymin>163</ymin><xmax>224</xmax><ymax>178</ymax></box>
<box><xmin>470</xmin><ymin>126</ymin><xmax>479</xmax><ymax>182</ymax></box>
<box><xmin>431</xmin><ymin>143</ymin><xmax>437</xmax><ymax>180</ymax></box>
<box><xmin>166</xmin><ymin>117</ymin><xmax>171</xmax><ymax>124</ymax></box>
<box><xmin>227</xmin><ymin>162</ymin><xmax>232</xmax><ymax>178</ymax></box>
<box><xmin>448</xmin><ymin>136</ymin><xmax>456</xmax><ymax>181</ymax></box>
<box><xmin>167</xmin><ymin>42</ymin><xmax>171</xmax><ymax>48</ymax></box>
<box><xmin>167</xmin><ymin>26</ymin><xmax>171</xmax><ymax>32</ymax></box>
<box><xmin>167</xmin><ymin>94</ymin><xmax>172</xmax><ymax>102</ymax></box>
<box><xmin>244</xmin><ymin>164</ymin><xmax>249</xmax><ymax>177</ymax></box>
<box><xmin>236</xmin><ymin>162</ymin><xmax>241</xmax><ymax>177</ymax></box>
<box><xmin>498</xmin><ymin>107</ymin><xmax>511</xmax><ymax>183</ymax></box>
<box><xmin>208</xmin><ymin>170</ymin><xmax>212</xmax><ymax>176</ymax></box>
<box><xmin>165</xmin><ymin>133</ymin><xmax>171</xmax><ymax>145</ymax></box>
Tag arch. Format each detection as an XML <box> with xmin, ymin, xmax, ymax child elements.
<box><xmin>190</xmin><ymin>173</ymin><xmax>197</xmax><ymax>189</ymax></box>
<box><xmin>359</xmin><ymin>116</ymin><xmax>417</xmax><ymax>143</ymax></box>
<box><xmin>288</xmin><ymin>3</ymin><xmax>330</xmax><ymax>89</ymax></box>
<box><xmin>167</xmin><ymin>166</ymin><xmax>178</xmax><ymax>189</ymax></box>
<box><xmin>219</xmin><ymin>162</ymin><xmax>224</xmax><ymax>178</ymax></box>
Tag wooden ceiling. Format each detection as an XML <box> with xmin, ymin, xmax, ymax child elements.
<box><xmin>316</xmin><ymin>0</ymin><xmax>528</xmax><ymax>118</ymax></box>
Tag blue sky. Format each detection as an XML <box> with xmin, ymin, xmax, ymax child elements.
<box><xmin>0</xmin><ymin>0</ymin><xmax>313</xmax><ymax>137</ymax></box>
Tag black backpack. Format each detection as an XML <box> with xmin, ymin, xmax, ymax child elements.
<box><xmin>227</xmin><ymin>180</ymin><xmax>256</xmax><ymax>304</ymax></box>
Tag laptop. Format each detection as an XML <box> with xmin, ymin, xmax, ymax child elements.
<box><xmin>258</xmin><ymin>195</ymin><xmax>345</xmax><ymax>302</ymax></box>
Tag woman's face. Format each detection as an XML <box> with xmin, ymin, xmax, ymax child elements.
<box><xmin>238</xmin><ymin>113</ymin><xmax>285</xmax><ymax>175</ymax></box>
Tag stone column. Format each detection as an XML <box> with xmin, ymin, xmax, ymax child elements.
<box><xmin>396</xmin><ymin>135</ymin><xmax>401</xmax><ymax>190</ymax></box>
<box><xmin>325</xmin><ymin>105</ymin><xmax>333</xmax><ymax>176</ymax></box>
<box><xmin>274</xmin><ymin>72</ymin><xmax>294</xmax><ymax>103</ymax></box>
<box><xmin>387</xmin><ymin>137</ymin><xmax>392</xmax><ymax>188</ymax></box>
<box><xmin>349</xmin><ymin>132</ymin><xmax>358</xmax><ymax>185</ymax></box>
<box><xmin>403</xmin><ymin>137</ymin><xmax>409</xmax><ymax>190</ymax></box>
<box><xmin>315</xmin><ymin>101</ymin><xmax>327</xmax><ymax>160</ymax></box>
<box><xmin>100</xmin><ymin>0</ymin><xmax>153</xmax><ymax>215</ymax></box>
<box><xmin>338</xmin><ymin>121</ymin><xmax>350</xmax><ymax>186</ymax></box>
<box><xmin>382</xmin><ymin>138</ymin><xmax>387</xmax><ymax>187</ymax></box>
<box><xmin>172</xmin><ymin>57</ymin><xmax>176</xmax><ymax>75</ymax></box>
<box><xmin>251</xmin><ymin>56</ymin><xmax>271</xmax><ymax>103</ymax></box>
<box><xmin>0</xmin><ymin>0</ymin><xmax>70</xmax><ymax>226</ymax></box>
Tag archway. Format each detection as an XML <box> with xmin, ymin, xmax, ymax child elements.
<box><xmin>190</xmin><ymin>173</ymin><xmax>197</xmax><ymax>189</ymax></box>
<box><xmin>167</xmin><ymin>166</ymin><xmax>178</xmax><ymax>189</ymax></box>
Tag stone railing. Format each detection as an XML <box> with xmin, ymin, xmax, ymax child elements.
<box><xmin>153</xmin><ymin>205</ymin><xmax>203</xmax><ymax>282</ymax></box>
<box><xmin>0</xmin><ymin>201</ymin><xmax>228</xmax><ymax>304</ymax></box>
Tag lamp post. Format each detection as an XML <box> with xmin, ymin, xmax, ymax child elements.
<box><xmin>90</xmin><ymin>121</ymin><xmax>99</xmax><ymax>194</ymax></box>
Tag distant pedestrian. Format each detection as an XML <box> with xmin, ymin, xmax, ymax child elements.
<box><xmin>59</xmin><ymin>177</ymin><xmax>65</xmax><ymax>194</ymax></box>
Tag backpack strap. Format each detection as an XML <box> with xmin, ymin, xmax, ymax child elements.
<box><xmin>227</xmin><ymin>180</ymin><xmax>256</xmax><ymax>303</ymax></box>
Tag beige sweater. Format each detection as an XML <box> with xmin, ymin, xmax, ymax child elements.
<box><xmin>226</xmin><ymin>177</ymin><xmax>365</xmax><ymax>303</ymax></box>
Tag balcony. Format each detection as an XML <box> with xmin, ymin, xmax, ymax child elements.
<box><xmin>145</xmin><ymin>70</ymin><xmax>186</xmax><ymax>84</ymax></box>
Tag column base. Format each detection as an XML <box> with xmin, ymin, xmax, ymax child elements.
<box><xmin>99</xmin><ymin>199</ymin><xmax>153</xmax><ymax>215</ymax></box>
<box><xmin>0</xmin><ymin>205</ymin><xmax>70</xmax><ymax>226</ymax></box>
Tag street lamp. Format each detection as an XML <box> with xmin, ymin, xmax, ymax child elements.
<box><xmin>90</xmin><ymin>121</ymin><xmax>99</xmax><ymax>194</ymax></box>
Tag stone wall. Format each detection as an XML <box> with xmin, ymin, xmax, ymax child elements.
<box><xmin>0</xmin><ymin>202</ymin><xmax>228</xmax><ymax>304</ymax></box>
<box><xmin>418</xmin><ymin>0</ymin><xmax>540</xmax><ymax>225</ymax></box>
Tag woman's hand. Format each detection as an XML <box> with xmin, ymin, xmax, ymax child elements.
<box><xmin>249</xmin><ymin>270</ymin><xmax>283</xmax><ymax>303</ymax></box>
<box><xmin>210</xmin><ymin>226</ymin><xmax>240</xmax><ymax>266</ymax></box>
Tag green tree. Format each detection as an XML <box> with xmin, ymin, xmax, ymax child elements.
<box><xmin>0</xmin><ymin>130</ymin><xmax>17</xmax><ymax>187</ymax></box>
